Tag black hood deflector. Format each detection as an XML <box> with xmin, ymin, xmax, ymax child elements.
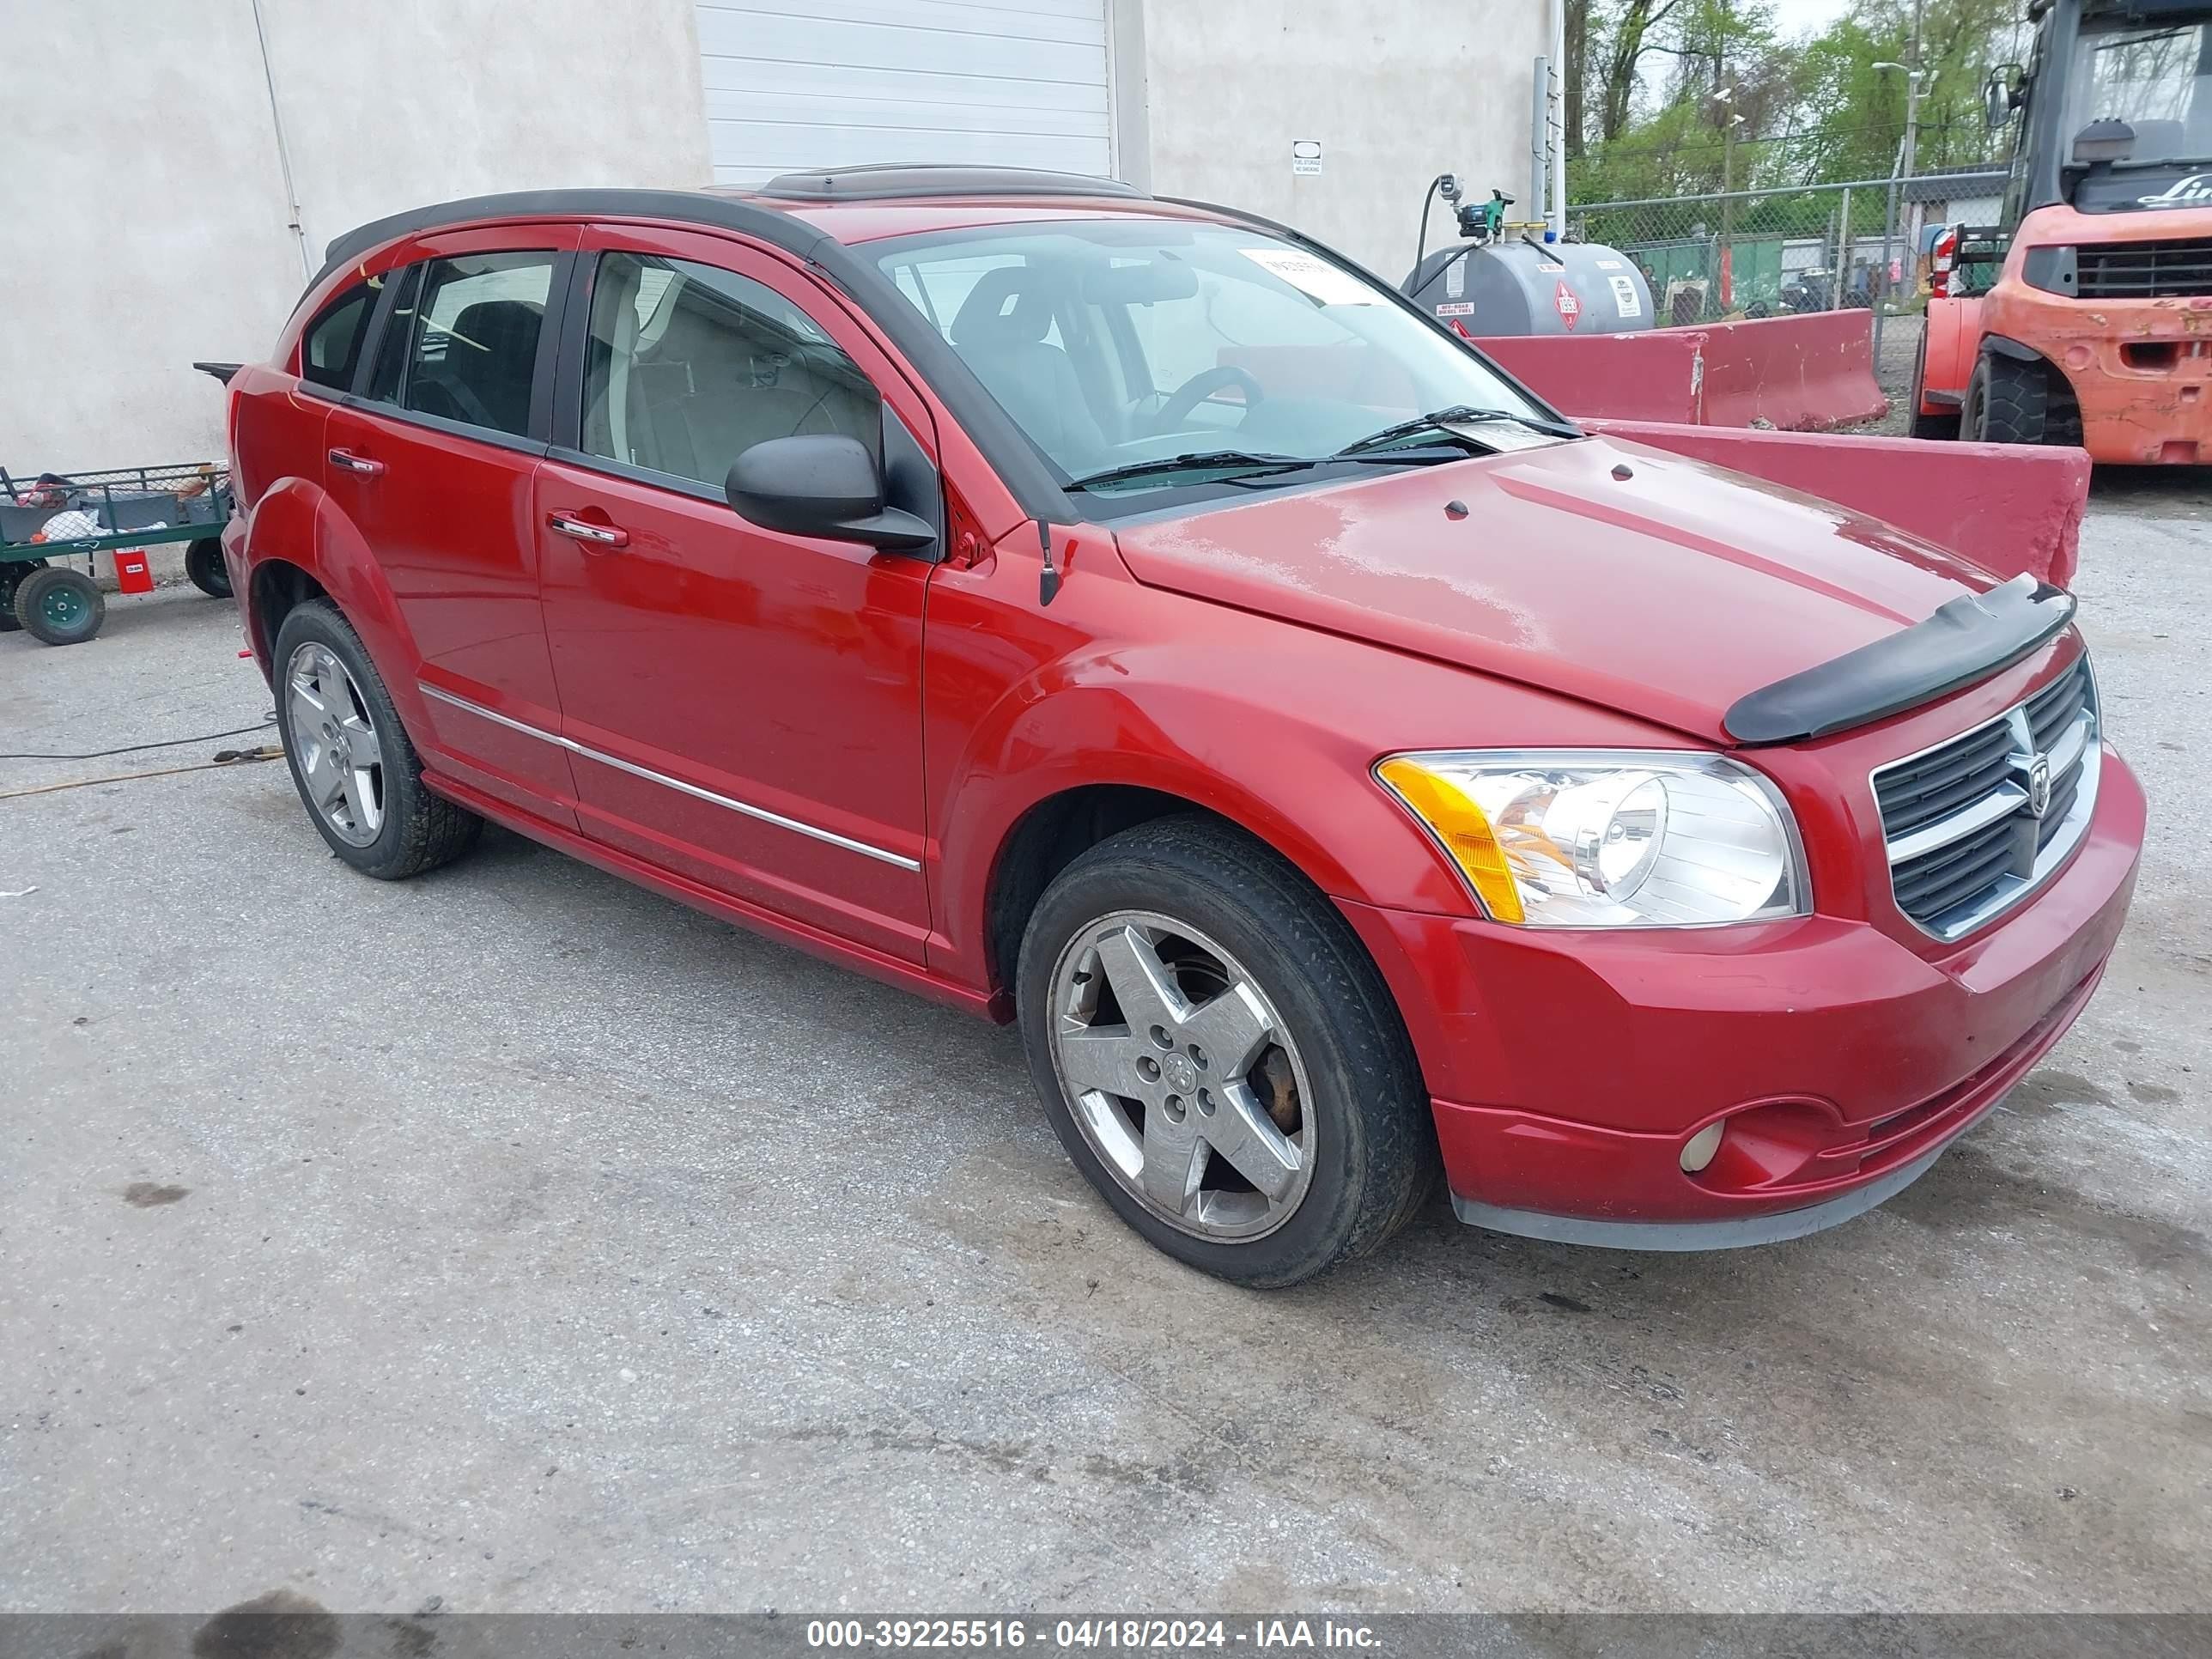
<box><xmin>1725</xmin><ymin>574</ymin><xmax>2077</xmax><ymax>746</ymax></box>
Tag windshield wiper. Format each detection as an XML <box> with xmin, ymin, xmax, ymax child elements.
<box><xmin>1064</xmin><ymin>449</ymin><xmax>1313</xmax><ymax>492</ymax></box>
<box><xmin>1334</xmin><ymin>405</ymin><xmax>1580</xmax><ymax>458</ymax></box>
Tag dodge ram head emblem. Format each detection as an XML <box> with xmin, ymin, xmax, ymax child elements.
<box><xmin>2027</xmin><ymin>754</ymin><xmax>2054</xmax><ymax>819</ymax></box>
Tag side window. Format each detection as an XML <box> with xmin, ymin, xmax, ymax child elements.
<box><xmin>581</xmin><ymin>251</ymin><xmax>881</xmax><ymax>489</ymax></box>
<box><xmin>300</xmin><ymin>282</ymin><xmax>374</xmax><ymax>391</ymax></box>
<box><xmin>395</xmin><ymin>252</ymin><xmax>556</xmax><ymax>438</ymax></box>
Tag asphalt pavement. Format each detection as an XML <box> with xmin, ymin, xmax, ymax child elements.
<box><xmin>2</xmin><ymin>489</ymin><xmax>2207</xmax><ymax>1616</ymax></box>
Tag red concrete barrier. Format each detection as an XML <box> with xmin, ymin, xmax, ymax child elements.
<box><xmin>1478</xmin><ymin>311</ymin><xmax>1887</xmax><ymax>432</ymax></box>
<box><xmin>1586</xmin><ymin>419</ymin><xmax>2089</xmax><ymax>588</ymax></box>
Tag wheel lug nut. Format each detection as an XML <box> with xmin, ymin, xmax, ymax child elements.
<box><xmin>1188</xmin><ymin>1043</ymin><xmax>1208</xmax><ymax>1071</ymax></box>
<box><xmin>1150</xmin><ymin>1024</ymin><xmax>1173</xmax><ymax>1050</ymax></box>
<box><xmin>1164</xmin><ymin>1094</ymin><xmax>1185</xmax><ymax>1121</ymax></box>
<box><xmin>1197</xmin><ymin>1089</ymin><xmax>1215</xmax><ymax>1116</ymax></box>
<box><xmin>1137</xmin><ymin>1056</ymin><xmax>1160</xmax><ymax>1082</ymax></box>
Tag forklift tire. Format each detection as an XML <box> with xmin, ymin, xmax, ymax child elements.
<box><xmin>1963</xmin><ymin>353</ymin><xmax>2050</xmax><ymax>446</ymax></box>
<box><xmin>0</xmin><ymin>558</ymin><xmax>46</xmax><ymax>633</ymax></box>
<box><xmin>15</xmin><ymin>566</ymin><xmax>105</xmax><ymax>646</ymax></box>
<box><xmin>1911</xmin><ymin>407</ymin><xmax>1963</xmax><ymax>441</ymax></box>
<box><xmin>185</xmin><ymin>537</ymin><xmax>232</xmax><ymax>599</ymax></box>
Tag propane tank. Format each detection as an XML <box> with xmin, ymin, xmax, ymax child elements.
<box><xmin>1402</xmin><ymin>174</ymin><xmax>1655</xmax><ymax>337</ymax></box>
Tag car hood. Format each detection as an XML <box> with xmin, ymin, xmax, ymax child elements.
<box><xmin>1106</xmin><ymin>436</ymin><xmax>2001</xmax><ymax>744</ymax></box>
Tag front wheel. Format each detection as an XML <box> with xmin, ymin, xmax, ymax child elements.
<box><xmin>15</xmin><ymin>565</ymin><xmax>104</xmax><ymax>645</ymax></box>
<box><xmin>1017</xmin><ymin>817</ymin><xmax>1437</xmax><ymax>1287</ymax></box>
<box><xmin>271</xmin><ymin>599</ymin><xmax>483</xmax><ymax>879</ymax></box>
<box><xmin>0</xmin><ymin>558</ymin><xmax>46</xmax><ymax>633</ymax></box>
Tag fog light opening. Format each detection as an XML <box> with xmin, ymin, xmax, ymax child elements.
<box><xmin>1680</xmin><ymin>1121</ymin><xmax>1726</xmax><ymax>1175</ymax></box>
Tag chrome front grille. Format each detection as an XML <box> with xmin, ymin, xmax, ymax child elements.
<box><xmin>1873</xmin><ymin>655</ymin><xmax>2100</xmax><ymax>940</ymax></box>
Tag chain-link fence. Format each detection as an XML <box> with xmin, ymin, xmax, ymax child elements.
<box><xmin>1565</xmin><ymin>170</ymin><xmax>2008</xmax><ymax>337</ymax></box>
<box><xmin>1567</xmin><ymin>180</ymin><xmax>1890</xmax><ymax>327</ymax></box>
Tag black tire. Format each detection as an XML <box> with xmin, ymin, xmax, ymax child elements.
<box><xmin>271</xmin><ymin>599</ymin><xmax>483</xmax><ymax>879</ymax></box>
<box><xmin>1963</xmin><ymin>352</ymin><xmax>2050</xmax><ymax>446</ymax></box>
<box><xmin>1910</xmin><ymin>406</ymin><xmax>1963</xmax><ymax>441</ymax></box>
<box><xmin>0</xmin><ymin>558</ymin><xmax>45</xmax><ymax>633</ymax></box>
<box><xmin>185</xmin><ymin>537</ymin><xmax>232</xmax><ymax>599</ymax></box>
<box><xmin>1017</xmin><ymin>816</ymin><xmax>1438</xmax><ymax>1288</ymax></box>
<box><xmin>15</xmin><ymin>565</ymin><xmax>105</xmax><ymax>646</ymax></box>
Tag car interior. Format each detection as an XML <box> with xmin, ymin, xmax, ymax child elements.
<box><xmin>877</xmin><ymin>226</ymin><xmax>1496</xmax><ymax>481</ymax></box>
<box><xmin>583</xmin><ymin>254</ymin><xmax>881</xmax><ymax>485</ymax></box>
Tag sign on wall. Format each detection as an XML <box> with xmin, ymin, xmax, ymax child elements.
<box><xmin>1292</xmin><ymin>139</ymin><xmax>1322</xmax><ymax>176</ymax></box>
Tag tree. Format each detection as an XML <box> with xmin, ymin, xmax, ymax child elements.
<box><xmin>1569</xmin><ymin>0</ymin><xmax>2021</xmax><ymax>200</ymax></box>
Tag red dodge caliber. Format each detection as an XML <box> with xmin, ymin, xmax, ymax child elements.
<box><xmin>221</xmin><ymin>168</ymin><xmax>2142</xmax><ymax>1286</ymax></box>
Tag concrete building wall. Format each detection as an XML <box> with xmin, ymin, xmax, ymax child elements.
<box><xmin>2</xmin><ymin>0</ymin><xmax>1546</xmax><ymax>480</ymax></box>
<box><xmin>0</xmin><ymin>0</ymin><xmax>708</xmax><ymax>475</ymax></box>
<box><xmin>1132</xmin><ymin>0</ymin><xmax>1549</xmax><ymax>282</ymax></box>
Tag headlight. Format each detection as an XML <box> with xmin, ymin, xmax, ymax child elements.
<box><xmin>1376</xmin><ymin>750</ymin><xmax>1808</xmax><ymax>928</ymax></box>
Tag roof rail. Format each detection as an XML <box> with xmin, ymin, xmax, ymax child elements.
<box><xmin>756</xmin><ymin>165</ymin><xmax>1150</xmax><ymax>204</ymax></box>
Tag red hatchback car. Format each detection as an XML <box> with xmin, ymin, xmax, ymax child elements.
<box><xmin>221</xmin><ymin>167</ymin><xmax>2142</xmax><ymax>1286</ymax></box>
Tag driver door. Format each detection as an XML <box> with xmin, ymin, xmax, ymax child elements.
<box><xmin>533</xmin><ymin>225</ymin><xmax>939</xmax><ymax>963</ymax></box>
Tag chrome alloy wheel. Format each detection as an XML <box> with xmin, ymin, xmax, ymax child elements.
<box><xmin>1047</xmin><ymin>911</ymin><xmax>1315</xmax><ymax>1240</ymax></box>
<box><xmin>284</xmin><ymin>641</ymin><xmax>385</xmax><ymax>848</ymax></box>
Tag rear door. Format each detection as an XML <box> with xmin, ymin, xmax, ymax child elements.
<box><xmin>532</xmin><ymin>224</ymin><xmax>937</xmax><ymax>962</ymax></box>
<box><xmin>322</xmin><ymin>227</ymin><xmax>582</xmax><ymax>826</ymax></box>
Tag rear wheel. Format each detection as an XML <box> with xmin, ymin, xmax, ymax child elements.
<box><xmin>185</xmin><ymin>537</ymin><xmax>231</xmax><ymax>599</ymax></box>
<box><xmin>15</xmin><ymin>566</ymin><xmax>104</xmax><ymax>645</ymax></box>
<box><xmin>1017</xmin><ymin>817</ymin><xmax>1437</xmax><ymax>1288</ymax></box>
<box><xmin>271</xmin><ymin>599</ymin><xmax>483</xmax><ymax>879</ymax></box>
<box><xmin>1963</xmin><ymin>352</ymin><xmax>2050</xmax><ymax>445</ymax></box>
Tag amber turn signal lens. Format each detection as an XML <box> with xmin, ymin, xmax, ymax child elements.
<box><xmin>1376</xmin><ymin>757</ymin><xmax>1527</xmax><ymax>924</ymax></box>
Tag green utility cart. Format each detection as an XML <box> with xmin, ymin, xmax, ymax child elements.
<box><xmin>0</xmin><ymin>463</ymin><xmax>234</xmax><ymax>646</ymax></box>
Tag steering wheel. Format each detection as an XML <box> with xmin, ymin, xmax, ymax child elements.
<box><xmin>1152</xmin><ymin>365</ymin><xmax>1266</xmax><ymax>434</ymax></box>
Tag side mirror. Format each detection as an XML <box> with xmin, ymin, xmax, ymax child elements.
<box><xmin>1984</xmin><ymin>64</ymin><xmax>2023</xmax><ymax>133</ymax></box>
<box><xmin>724</xmin><ymin>433</ymin><xmax>935</xmax><ymax>552</ymax></box>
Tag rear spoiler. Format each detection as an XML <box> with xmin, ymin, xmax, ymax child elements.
<box><xmin>1725</xmin><ymin>574</ymin><xmax>2077</xmax><ymax>746</ymax></box>
<box><xmin>193</xmin><ymin>362</ymin><xmax>243</xmax><ymax>386</ymax></box>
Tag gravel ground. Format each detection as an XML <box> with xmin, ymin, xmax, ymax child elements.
<box><xmin>2</xmin><ymin>488</ymin><xmax>2209</xmax><ymax>1618</ymax></box>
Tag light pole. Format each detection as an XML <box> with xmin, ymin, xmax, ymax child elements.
<box><xmin>1874</xmin><ymin>59</ymin><xmax>1936</xmax><ymax>304</ymax></box>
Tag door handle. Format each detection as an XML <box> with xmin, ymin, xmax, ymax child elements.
<box><xmin>546</xmin><ymin>512</ymin><xmax>629</xmax><ymax>550</ymax></box>
<box><xmin>328</xmin><ymin>447</ymin><xmax>385</xmax><ymax>477</ymax></box>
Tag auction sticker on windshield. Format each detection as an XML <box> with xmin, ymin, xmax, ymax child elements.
<box><xmin>1242</xmin><ymin>246</ymin><xmax>1380</xmax><ymax>306</ymax></box>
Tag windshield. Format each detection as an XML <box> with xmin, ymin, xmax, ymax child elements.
<box><xmin>870</xmin><ymin>220</ymin><xmax>1555</xmax><ymax>491</ymax></box>
<box><xmin>2066</xmin><ymin>20</ymin><xmax>2212</xmax><ymax>166</ymax></box>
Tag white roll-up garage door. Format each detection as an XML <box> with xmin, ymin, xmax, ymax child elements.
<box><xmin>694</xmin><ymin>0</ymin><xmax>1114</xmax><ymax>188</ymax></box>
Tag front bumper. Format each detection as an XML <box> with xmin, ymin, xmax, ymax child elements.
<box><xmin>1338</xmin><ymin>747</ymin><xmax>2144</xmax><ymax>1245</ymax></box>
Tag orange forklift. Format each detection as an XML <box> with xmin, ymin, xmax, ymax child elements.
<box><xmin>1913</xmin><ymin>0</ymin><xmax>2212</xmax><ymax>461</ymax></box>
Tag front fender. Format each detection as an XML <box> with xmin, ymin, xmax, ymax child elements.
<box><xmin>920</xmin><ymin>545</ymin><xmax>1688</xmax><ymax>998</ymax></box>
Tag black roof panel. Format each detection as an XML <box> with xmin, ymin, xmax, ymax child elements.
<box><xmin>756</xmin><ymin>165</ymin><xmax>1148</xmax><ymax>203</ymax></box>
